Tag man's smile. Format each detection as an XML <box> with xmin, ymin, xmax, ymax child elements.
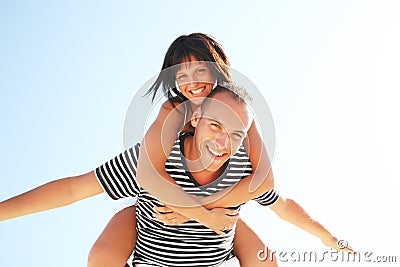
<box><xmin>206</xmin><ymin>145</ymin><xmax>227</xmax><ymax>158</ymax></box>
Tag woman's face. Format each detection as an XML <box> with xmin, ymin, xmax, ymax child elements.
<box><xmin>175</xmin><ymin>55</ymin><xmax>215</xmax><ymax>106</ymax></box>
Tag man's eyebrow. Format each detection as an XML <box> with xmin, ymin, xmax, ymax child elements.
<box><xmin>206</xmin><ymin>118</ymin><xmax>246</xmax><ymax>136</ymax></box>
<box><xmin>206</xmin><ymin>118</ymin><xmax>221</xmax><ymax>124</ymax></box>
<box><xmin>232</xmin><ymin>130</ymin><xmax>246</xmax><ymax>136</ymax></box>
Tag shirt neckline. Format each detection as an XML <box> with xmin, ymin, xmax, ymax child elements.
<box><xmin>178</xmin><ymin>132</ymin><xmax>231</xmax><ymax>189</ymax></box>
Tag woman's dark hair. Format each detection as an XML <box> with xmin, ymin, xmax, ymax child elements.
<box><xmin>146</xmin><ymin>33</ymin><xmax>231</xmax><ymax>105</ymax></box>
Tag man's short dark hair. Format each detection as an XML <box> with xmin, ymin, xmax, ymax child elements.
<box><xmin>203</xmin><ymin>82</ymin><xmax>253</xmax><ymax>109</ymax></box>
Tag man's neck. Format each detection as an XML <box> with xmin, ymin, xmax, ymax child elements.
<box><xmin>183</xmin><ymin>135</ymin><xmax>224</xmax><ymax>185</ymax></box>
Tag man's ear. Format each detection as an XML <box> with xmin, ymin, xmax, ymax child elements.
<box><xmin>191</xmin><ymin>107</ymin><xmax>202</xmax><ymax>128</ymax></box>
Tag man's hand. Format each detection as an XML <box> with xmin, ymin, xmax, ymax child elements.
<box><xmin>321</xmin><ymin>236</ymin><xmax>356</xmax><ymax>254</ymax></box>
<box><xmin>154</xmin><ymin>206</ymin><xmax>239</xmax><ymax>236</ymax></box>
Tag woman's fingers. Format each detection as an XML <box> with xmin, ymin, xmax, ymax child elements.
<box><xmin>224</xmin><ymin>209</ymin><xmax>239</xmax><ymax>216</ymax></box>
<box><xmin>153</xmin><ymin>206</ymin><xmax>189</xmax><ymax>225</ymax></box>
<box><xmin>154</xmin><ymin>206</ymin><xmax>173</xmax><ymax>214</ymax></box>
<box><xmin>154</xmin><ymin>206</ymin><xmax>239</xmax><ymax>231</ymax></box>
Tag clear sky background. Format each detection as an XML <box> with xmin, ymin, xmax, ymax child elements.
<box><xmin>1</xmin><ymin>1</ymin><xmax>399</xmax><ymax>266</ymax></box>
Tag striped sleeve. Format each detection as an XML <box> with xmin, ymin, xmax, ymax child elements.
<box><xmin>253</xmin><ymin>189</ymin><xmax>280</xmax><ymax>206</ymax></box>
<box><xmin>95</xmin><ymin>143</ymin><xmax>141</xmax><ymax>200</ymax></box>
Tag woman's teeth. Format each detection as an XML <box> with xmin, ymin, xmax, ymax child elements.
<box><xmin>191</xmin><ymin>88</ymin><xmax>204</xmax><ymax>95</ymax></box>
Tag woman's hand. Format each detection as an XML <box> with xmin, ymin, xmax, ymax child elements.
<box><xmin>154</xmin><ymin>206</ymin><xmax>239</xmax><ymax>236</ymax></box>
<box><xmin>154</xmin><ymin>206</ymin><xmax>190</xmax><ymax>225</ymax></box>
<box><xmin>205</xmin><ymin>208</ymin><xmax>239</xmax><ymax>235</ymax></box>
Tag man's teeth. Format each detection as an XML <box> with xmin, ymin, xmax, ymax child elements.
<box><xmin>191</xmin><ymin>88</ymin><xmax>204</xmax><ymax>95</ymax></box>
<box><xmin>208</xmin><ymin>147</ymin><xmax>223</xmax><ymax>157</ymax></box>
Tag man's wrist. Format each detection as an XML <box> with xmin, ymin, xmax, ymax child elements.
<box><xmin>319</xmin><ymin>233</ymin><xmax>335</xmax><ymax>242</ymax></box>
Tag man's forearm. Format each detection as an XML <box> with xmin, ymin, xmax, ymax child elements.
<box><xmin>0</xmin><ymin>178</ymin><xmax>75</xmax><ymax>221</ymax></box>
<box><xmin>275</xmin><ymin>198</ymin><xmax>333</xmax><ymax>240</ymax></box>
<box><xmin>0</xmin><ymin>171</ymin><xmax>102</xmax><ymax>221</ymax></box>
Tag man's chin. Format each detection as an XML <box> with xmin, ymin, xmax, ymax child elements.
<box><xmin>204</xmin><ymin>163</ymin><xmax>225</xmax><ymax>173</ymax></box>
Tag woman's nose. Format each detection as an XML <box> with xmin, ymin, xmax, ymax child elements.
<box><xmin>188</xmin><ymin>75</ymin><xmax>199</xmax><ymax>87</ymax></box>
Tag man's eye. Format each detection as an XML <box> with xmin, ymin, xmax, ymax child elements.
<box><xmin>210</xmin><ymin>123</ymin><xmax>221</xmax><ymax>129</ymax></box>
<box><xmin>231</xmin><ymin>133</ymin><xmax>243</xmax><ymax>140</ymax></box>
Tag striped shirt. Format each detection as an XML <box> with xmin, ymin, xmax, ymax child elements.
<box><xmin>95</xmin><ymin>133</ymin><xmax>279</xmax><ymax>267</ymax></box>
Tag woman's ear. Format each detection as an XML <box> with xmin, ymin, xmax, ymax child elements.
<box><xmin>175</xmin><ymin>80</ymin><xmax>181</xmax><ymax>92</ymax></box>
<box><xmin>212</xmin><ymin>79</ymin><xmax>218</xmax><ymax>89</ymax></box>
<box><xmin>191</xmin><ymin>107</ymin><xmax>202</xmax><ymax>128</ymax></box>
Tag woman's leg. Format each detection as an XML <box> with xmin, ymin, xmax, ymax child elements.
<box><xmin>87</xmin><ymin>206</ymin><xmax>137</xmax><ymax>267</ymax></box>
<box><xmin>234</xmin><ymin>218</ymin><xmax>278</xmax><ymax>267</ymax></box>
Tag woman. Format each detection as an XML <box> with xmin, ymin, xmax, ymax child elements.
<box><xmin>88</xmin><ymin>33</ymin><xmax>277</xmax><ymax>267</ymax></box>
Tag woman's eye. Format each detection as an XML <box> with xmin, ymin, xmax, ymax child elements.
<box><xmin>177</xmin><ymin>74</ymin><xmax>187</xmax><ymax>81</ymax></box>
<box><xmin>197</xmin><ymin>68</ymin><xmax>206</xmax><ymax>74</ymax></box>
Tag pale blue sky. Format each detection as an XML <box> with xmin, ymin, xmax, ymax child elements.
<box><xmin>1</xmin><ymin>1</ymin><xmax>399</xmax><ymax>266</ymax></box>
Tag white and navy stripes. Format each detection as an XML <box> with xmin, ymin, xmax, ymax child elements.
<box><xmin>95</xmin><ymin>133</ymin><xmax>279</xmax><ymax>267</ymax></box>
<box><xmin>96</xmin><ymin>144</ymin><xmax>141</xmax><ymax>199</ymax></box>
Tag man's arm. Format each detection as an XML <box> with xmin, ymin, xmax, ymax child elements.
<box><xmin>269</xmin><ymin>196</ymin><xmax>354</xmax><ymax>252</ymax></box>
<box><xmin>0</xmin><ymin>171</ymin><xmax>103</xmax><ymax>221</ymax></box>
<box><xmin>270</xmin><ymin>197</ymin><xmax>333</xmax><ymax>240</ymax></box>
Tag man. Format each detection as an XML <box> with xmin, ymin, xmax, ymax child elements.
<box><xmin>95</xmin><ymin>84</ymin><xmax>280</xmax><ymax>266</ymax></box>
<box><xmin>95</xmin><ymin>84</ymin><xmax>350</xmax><ymax>266</ymax></box>
<box><xmin>0</xmin><ymin>84</ymin><xmax>351</xmax><ymax>266</ymax></box>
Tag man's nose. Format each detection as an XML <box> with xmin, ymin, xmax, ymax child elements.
<box><xmin>215</xmin><ymin>132</ymin><xmax>230</xmax><ymax>148</ymax></box>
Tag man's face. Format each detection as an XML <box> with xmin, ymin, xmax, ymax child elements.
<box><xmin>191</xmin><ymin>91</ymin><xmax>253</xmax><ymax>172</ymax></box>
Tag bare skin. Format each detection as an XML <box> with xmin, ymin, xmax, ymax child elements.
<box><xmin>88</xmin><ymin>206</ymin><xmax>137</xmax><ymax>267</ymax></box>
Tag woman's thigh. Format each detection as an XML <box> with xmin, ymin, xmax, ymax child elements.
<box><xmin>88</xmin><ymin>205</ymin><xmax>137</xmax><ymax>267</ymax></box>
<box><xmin>234</xmin><ymin>218</ymin><xmax>278</xmax><ymax>267</ymax></box>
